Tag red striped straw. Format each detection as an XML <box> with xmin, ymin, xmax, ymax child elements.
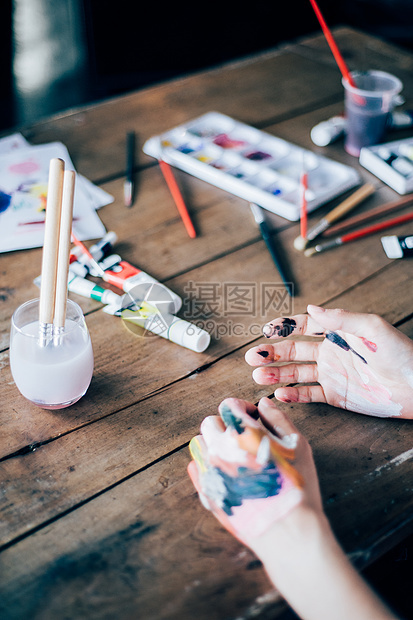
<box><xmin>308</xmin><ymin>0</ymin><xmax>356</xmax><ymax>87</ymax></box>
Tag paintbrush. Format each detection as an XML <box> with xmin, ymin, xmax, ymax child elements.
<box><xmin>38</xmin><ymin>158</ymin><xmax>65</xmax><ymax>345</ymax></box>
<box><xmin>54</xmin><ymin>170</ymin><xmax>76</xmax><ymax>336</ymax></box>
<box><xmin>124</xmin><ymin>131</ymin><xmax>135</xmax><ymax>208</ymax></box>
<box><xmin>304</xmin><ymin>210</ymin><xmax>413</xmax><ymax>256</ymax></box>
<box><xmin>308</xmin><ymin>0</ymin><xmax>356</xmax><ymax>87</ymax></box>
<box><xmin>322</xmin><ymin>194</ymin><xmax>413</xmax><ymax>237</ymax></box>
<box><xmin>299</xmin><ymin>156</ymin><xmax>308</xmax><ymax>240</ymax></box>
<box><xmin>294</xmin><ymin>183</ymin><xmax>375</xmax><ymax>250</ymax></box>
<box><xmin>250</xmin><ymin>203</ymin><xmax>294</xmax><ymax>297</ymax></box>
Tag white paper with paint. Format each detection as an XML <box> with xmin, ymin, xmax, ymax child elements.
<box><xmin>0</xmin><ymin>136</ymin><xmax>111</xmax><ymax>253</ymax></box>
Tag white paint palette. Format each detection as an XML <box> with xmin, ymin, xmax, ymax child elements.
<box><xmin>360</xmin><ymin>136</ymin><xmax>413</xmax><ymax>194</ymax></box>
<box><xmin>143</xmin><ymin>112</ymin><xmax>360</xmax><ymax>221</ymax></box>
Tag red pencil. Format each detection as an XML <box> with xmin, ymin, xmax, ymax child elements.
<box><xmin>304</xmin><ymin>211</ymin><xmax>413</xmax><ymax>256</ymax></box>
<box><xmin>158</xmin><ymin>159</ymin><xmax>197</xmax><ymax>238</ymax></box>
<box><xmin>308</xmin><ymin>0</ymin><xmax>356</xmax><ymax>87</ymax></box>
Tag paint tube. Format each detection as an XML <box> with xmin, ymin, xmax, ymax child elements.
<box><xmin>69</xmin><ymin>252</ymin><xmax>121</xmax><ymax>278</ymax></box>
<box><xmin>103</xmin><ymin>300</ymin><xmax>210</xmax><ymax>353</ymax></box>
<box><xmin>102</xmin><ymin>258</ymin><xmax>182</xmax><ymax>313</ymax></box>
<box><xmin>310</xmin><ymin>116</ymin><xmax>346</xmax><ymax>147</ymax></box>
<box><xmin>377</xmin><ymin>148</ymin><xmax>413</xmax><ymax>177</ymax></box>
<box><xmin>68</xmin><ymin>231</ymin><xmax>182</xmax><ymax>313</ymax></box>
<box><xmin>390</xmin><ymin>110</ymin><xmax>413</xmax><ymax>129</ymax></box>
<box><xmin>70</xmin><ymin>231</ymin><xmax>117</xmax><ymax>264</ymax></box>
<box><xmin>311</xmin><ymin>111</ymin><xmax>413</xmax><ymax>147</ymax></box>
<box><xmin>69</xmin><ymin>231</ymin><xmax>118</xmax><ymax>277</ymax></box>
<box><xmin>381</xmin><ymin>234</ymin><xmax>413</xmax><ymax>259</ymax></box>
<box><xmin>34</xmin><ymin>272</ymin><xmax>122</xmax><ymax>306</ymax></box>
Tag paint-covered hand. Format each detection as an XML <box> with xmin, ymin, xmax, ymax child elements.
<box><xmin>245</xmin><ymin>305</ymin><xmax>413</xmax><ymax>419</ymax></box>
<box><xmin>187</xmin><ymin>397</ymin><xmax>321</xmax><ymax>549</ymax></box>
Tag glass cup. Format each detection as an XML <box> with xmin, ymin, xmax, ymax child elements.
<box><xmin>10</xmin><ymin>298</ymin><xmax>94</xmax><ymax>409</ymax></box>
<box><xmin>343</xmin><ymin>70</ymin><xmax>403</xmax><ymax>157</ymax></box>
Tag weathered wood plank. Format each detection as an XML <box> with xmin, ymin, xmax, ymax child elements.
<box><xmin>22</xmin><ymin>48</ymin><xmax>345</xmax><ymax>183</ymax></box>
<box><xmin>1</xmin><ymin>198</ymin><xmax>411</xmax><ymax>461</ymax></box>
<box><xmin>2</xmin><ymin>28</ymin><xmax>413</xmax><ymax>620</ymax></box>
<box><xmin>1</xmin><ymin>261</ymin><xmax>412</xmax><ymax>546</ymax></box>
<box><xmin>1</xmin><ymin>393</ymin><xmax>413</xmax><ymax>620</ymax></box>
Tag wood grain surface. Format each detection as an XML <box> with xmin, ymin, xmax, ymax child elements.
<box><xmin>1</xmin><ymin>27</ymin><xmax>413</xmax><ymax>620</ymax></box>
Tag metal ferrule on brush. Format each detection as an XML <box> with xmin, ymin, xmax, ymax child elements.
<box><xmin>314</xmin><ymin>237</ymin><xmax>344</xmax><ymax>253</ymax></box>
<box><xmin>38</xmin><ymin>321</ymin><xmax>52</xmax><ymax>347</ymax></box>
<box><xmin>306</xmin><ymin>218</ymin><xmax>329</xmax><ymax>241</ymax></box>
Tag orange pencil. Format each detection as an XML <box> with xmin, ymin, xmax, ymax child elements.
<box><xmin>158</xmin><ymin>160</ymin><xmax>197</xmax><ymax>238</ymax></box>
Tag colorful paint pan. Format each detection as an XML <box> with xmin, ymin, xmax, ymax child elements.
<box><xmin>143</xmin><ymin>112</ymin><xmax>361</xmax><ymax>221</ymax></box>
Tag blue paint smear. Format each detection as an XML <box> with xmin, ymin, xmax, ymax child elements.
<box><xmin>0</xmin><ymin>191</ymin><xmax>12</xmax><ymax>213</ymax></box>
<box><xmin>216</xmin><ymin>463</ymin><xmax>282</xmax><ymax>515</ymax></box>
<box><xmin>220</xmin><ymin>404</ymin><xmax>244</xmax><ymax>434</ymax></box>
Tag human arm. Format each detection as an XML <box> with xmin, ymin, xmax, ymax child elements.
<box><xmin>245</xmin><ymin>305</ymin><xmax>413</xmax><ymax>419</ymax></box>
<box><xmin>188</xmin><ymin>397</ymin><xmax>397</xmax><ymax>620</ymax></box>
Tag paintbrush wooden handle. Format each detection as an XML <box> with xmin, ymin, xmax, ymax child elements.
<box><xmin>54</xmin><ymin>170</ymin><xmax>76</xmax><ymax>329</ymax></box>
<box><xmin>325</xmin><ymin>183</ymin><xmax>375</xmax><ymax>224</ymax></box>
<box><xmin>323</xmin><ymin>194</ymin><xmax>413</xmax><ymax>237</ymax></box>
<box><xmin>39</xmin><ymin>158</ymin><xmax>65</xmax><ymax>326</ymax></box>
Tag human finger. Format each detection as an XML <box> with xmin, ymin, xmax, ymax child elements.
<box><xmin>274</xmin><ymin>385</ymin><xmax>327</xmax><ymax>405</ymax></box>
<box><xmin>245</xmin><ymin>340</ymin><xmax>321</xmax><ymax>367</ymax></box>
<box><xmin>307</xmin><ymin>305</ymin><xmax>384</xmax><ymax>342</ymax></box>
<box><xmin>218</xmin><ymin>397</ymin><xmax>259</xmax><ymax>420</ymax></box>
<box><xmin>256</xmin><ymin>396</ymin><xmax>301</xmax><ymax>439</ymax></box>
<box><xmin>252</xmin><ymin>363</ymin><xmax>319</xmax><ymax>386</ymax></box>
<box><xmin>262</xmin><ymin>313</ymin><xmax>326</xmax><ymax>339</ymax></box>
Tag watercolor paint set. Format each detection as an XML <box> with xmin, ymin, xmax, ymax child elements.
<box><xmin>360</xmin><ymin>136</ymin><xmax>413</xmax><ymax>194</ymax></box>
<box><xmin>143</xmin><ymin>112</ymin><xmax>361</xmax><ymax>221</ymax></box>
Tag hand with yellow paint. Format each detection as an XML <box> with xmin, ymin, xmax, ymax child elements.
<box><xmin>188</xmin><ymin>398</ymin><xmax>397</xmax><ymax>620</ymax></box>
<box><xmin>188</xmin><ymin>397</ymin><xmax>316</xmax><ymax>547</ymax></box>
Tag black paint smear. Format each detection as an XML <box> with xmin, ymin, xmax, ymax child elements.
<box><xmin>269</xmin><ymin>318</ymin><xmax>297</xmax><ymax>338</ymax></box>
<box><xmin>325</xmin><ymin>331</ymin><xmax>367</xmax><ymax>364</ymax></box>
<box><xmin>257</xmin><ymin>350</ymin><xmax>269</xmax><ymax>358</ymax></box>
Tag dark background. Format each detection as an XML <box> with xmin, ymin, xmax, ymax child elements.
<box><xmin>1</xmin><ymin>0</ymin><xmax>413</xmax><ymax>132</ymax></box>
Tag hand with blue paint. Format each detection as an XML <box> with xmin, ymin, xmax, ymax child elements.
<box><xmin>245</xmin><ymin>305</ymin><xmax>413</xmax><ymax>419</ymax></box>
<box><xmin>188</xmin><ymin>397</ymin><xmax>309</xmax><ymax>546</ymax></box>
<box><xmin>188</xmin><ymin>398</ymin><xmax>396</xmax><ymax>620</ymax></box>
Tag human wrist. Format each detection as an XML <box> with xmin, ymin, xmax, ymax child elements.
<box><xmin>249</xmin><ymin>502</ymin><xmax>329</xmax><ymax>567</ymax></box>
<box><xmin>249</xmin><ymin>505</ymin><xmax>396</xmax><ymax>620</ymax></box>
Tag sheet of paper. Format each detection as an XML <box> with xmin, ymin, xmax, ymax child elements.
<box><xmin>0</xmin><ymin>132</ymin><xmax>30</xmax><ymax>155</ymax></box>
<box><xmin>0</xmin><ymin>139</ymin><xmax>112</xmax><ymax>253</ymax></box>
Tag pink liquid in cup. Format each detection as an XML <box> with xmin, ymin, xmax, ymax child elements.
<box><xmin>343</xmin><ymin>70</ymin><xmax>403</xmax><ymax>157</ymax></box>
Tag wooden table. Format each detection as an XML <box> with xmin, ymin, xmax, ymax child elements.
<box><xmin>1</xmin><ymin>27</ymin><xmax>413</xmax><ymax>620</ymax></box>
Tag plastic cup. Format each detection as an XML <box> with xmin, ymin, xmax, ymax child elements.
<box><xmin>342</xmin><ymin>70</ymin><xmax>403</xmax><ymax>157</ymax></box>
<box><xmin>10</xmin><ymin>298</ymin><xmax>94</xmax><ymax>409</ymax></box>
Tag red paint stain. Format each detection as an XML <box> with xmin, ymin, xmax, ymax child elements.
<box><xmin>361</xmin><ymin>337</ymin><xmax>377</xmax><ymax>352</ymax></box>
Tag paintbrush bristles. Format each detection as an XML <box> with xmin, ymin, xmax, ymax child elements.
<box><xmin>294</xmin><ymin>235</ymin><xmax>309</xmax><ymax>251</ymax></box>
<box><xmin>39</xmin><ymin>158</ymin><xmax>65</xmax><ymax>327</ymax></box>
